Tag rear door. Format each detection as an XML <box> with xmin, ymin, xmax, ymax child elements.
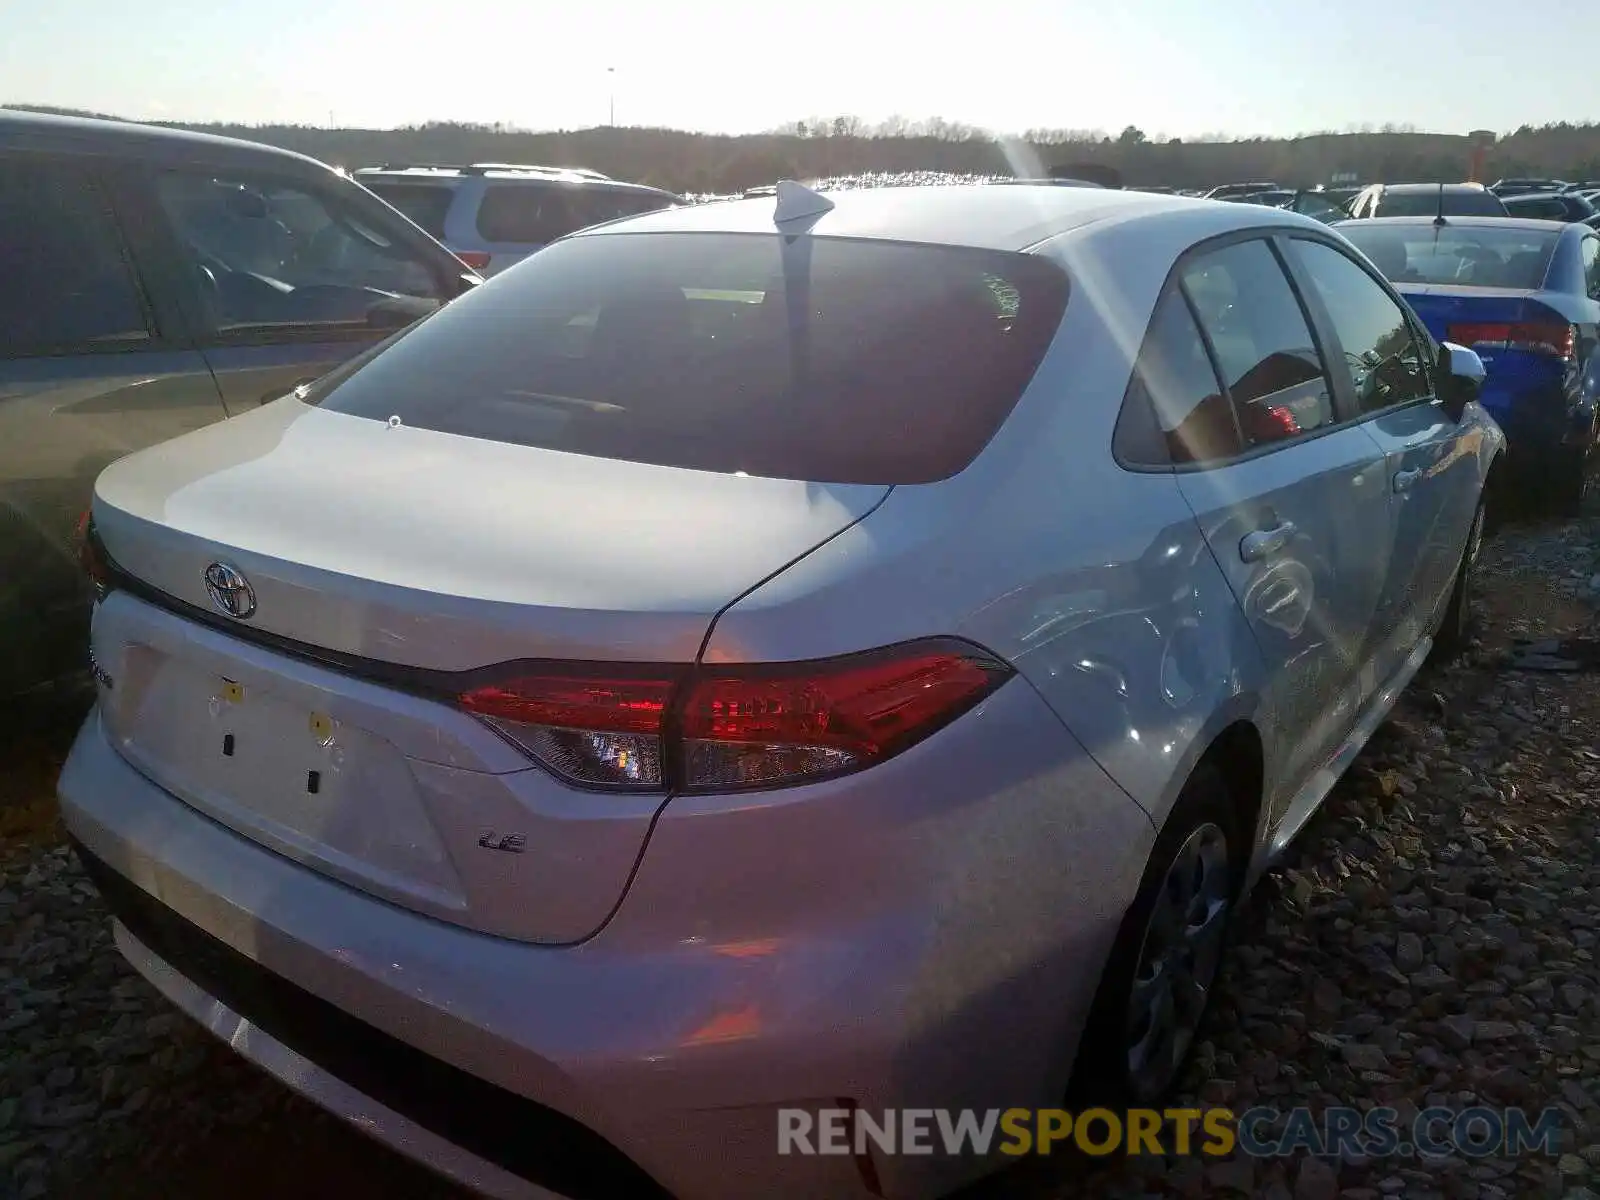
<box><xmin>1284</xmin><ymin>234</ymin><xmax>1475</xmax><ymax>661</ymax></box>
<box><xmin>0</xmin><ymin>153</ymin><xmax>225</xmax><ymax>697</ymax></box>
<box><xmin>1171</xmin><ymin>235</ymin><xmax>1393</xmax><ymax>818</ymax></box>
<box><xmin>126</xmin><ymin>162</ymin><xmax>458</xmax><ymax>412</ymax></box>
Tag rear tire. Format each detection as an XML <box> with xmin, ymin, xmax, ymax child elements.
<box><xmin>1068</xmin><ymin>765</ymin><xmax>1241</xmax><ymax>1108</ymax></box>
<box><xmin>1434</xmin><ymin>498</ymin><xmax>1485</xmax><ymax>661</ymax></box>
<box><xmin>1552</xmin><ymin>445</ymin><xmax>1591</xmax><ymax>518</ymax></box>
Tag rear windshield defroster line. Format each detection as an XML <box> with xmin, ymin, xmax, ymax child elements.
<box><xmin>299</xmin><ymin>231</ymin><xmax>1070</xmax><ymax>485</ymax></box>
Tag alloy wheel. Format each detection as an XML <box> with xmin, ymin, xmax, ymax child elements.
<box><xmin>1125</xmin><ymin>821</ymin><xmax>1232</xmax><ymax>1100</ymax></box>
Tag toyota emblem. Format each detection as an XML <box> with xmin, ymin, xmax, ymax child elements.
<box><xmin>203</xmin><ymin>562</ymin><xmax>257</xmax><ymax>620</ymax></box>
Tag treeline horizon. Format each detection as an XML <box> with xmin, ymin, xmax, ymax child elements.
<box><xmin>12</xmin><ymin>104</ymin><xmax>1600</xmax><ymax>194</ymax></box>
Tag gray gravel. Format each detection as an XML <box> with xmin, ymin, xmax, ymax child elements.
<box><xmin>5</xmin><ymin>508</ymin><xmax>1600</xmax><ymax>1200</ymax></box>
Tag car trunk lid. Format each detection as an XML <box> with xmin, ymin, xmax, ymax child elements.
<box><xmin>88</xmin><ymin>399</ymin><xmax>888</xmax><ymax>942</ymax></box>
<box><xmin>1394</xmin><ymin>285</ymin><xmax>1576</xmax><ymax>418</ymax></box>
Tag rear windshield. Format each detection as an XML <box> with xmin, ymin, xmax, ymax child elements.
<box><xmin>363</xmin><ymin>181</ymin><xmax>456</xmax><ymax>239</ymax></box>
<box><xmin>304</xmin><ymin>231</ymin><xmax>1069</xmax><ymax>484</ymax></box>
<box><xmin>1341</xmin><ymin>224</ymin><xmax>1561</xmax><ymax>289</ymax></box>
<box><xmin>475</xmin><ymin>185</ymin><xmax>679</xmax><ymax>244</ymax></box>
<box><xmin>1376</xmin><ymin>190</ymin><xmax>1506</xmax><ymax>217</ymax></box>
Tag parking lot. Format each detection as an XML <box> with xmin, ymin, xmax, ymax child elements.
<box><xmin>9</xmin><ymin>98</ymin><xmax>1600</xmax><ymax>1199</ymax></box>
<box><xmin>1</xmin><ymin>501</ymin><xmax>1595</xmax><ymax>1199</ymax></box>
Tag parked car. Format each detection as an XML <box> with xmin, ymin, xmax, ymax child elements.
<box><xmin>0</xmin><ymin>110</ymin><xmax>480</xmax><ymax>703</ymax></box>
<box><xmin>1227</xmin><ymin>189</ymin><xmax>1296</xmax><ymax>205</ymax></box>
<box><xmin>1338</xmin><ymin>215</ymin><xmax>1599</xmax><ymax>511</ymax></box>
<box><xmin>1500</xmin><ymin>190</ymin><xmax>1599</xmax><ymax>223</ymax></box>
<box><xmin>1344</xmin><ymin>182</ymin><xmax>1509</xmax><ymax>219</ymax></box>
<box><xmin>353</xmin><ymin>163</ymin><xmax>686</xmax><ymax>276</ymax></box>
<box><xmin>1323</xmin><ymin>185</ymin><xmax>1366</xmax><ymax>209</ymax></box>
<box><xmin>991</xmin><ymin>177</ymin><xmax>1106</xmax><ymax>188</ymax></box>
<box><xmin>1232</xmin><ymin>189</ymin><xmax>1346</xmax><ymax>223</ymax></box>
<box><xmin>1203</xmin><ymin>180</ymin><xmax>1279</xmax><ymax>199</ymax></box>
<box><xmin>1490</xmin><ymin>178</ymin><xmax>1573</xmax><ymax>197</ymax></box>
<box><xmin>62</xmin><ymin>183</ymin><xmax>1498</xmax><ymax>1200</ymax></box>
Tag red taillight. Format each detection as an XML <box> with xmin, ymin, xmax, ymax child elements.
<box><xmin>1447</xmin><ymin>320</ymin><xmax>1576</xmax><ymax>358</ymax></box>
<box><xmin>458</xmin><ymin>672</ymin><xmax>676</xmax><ymax>790</ymax></box>
<box><xmin>679</xmin><ymin>643</ymin><xmax>1012</xmax><ymax>790</ymax></box>
<box><xmin>457</xmin><ymin>639</ymin><xmax>1013</xmax><ymax>793</ymax></box>
<box><xmin>454</xmin><ymin>250</ymin><xmax>492</xmax><ymax>271</ymax></box>
<box><xmin>76</xmin><ymin>510</ymin><xmax>109</xmax><ymax>599</ymax></box>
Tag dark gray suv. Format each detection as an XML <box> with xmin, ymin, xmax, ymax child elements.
<box><xmin>0</xmin><ymin>110</ymin><xmax>480</xmax><ymax>700</ymax></box>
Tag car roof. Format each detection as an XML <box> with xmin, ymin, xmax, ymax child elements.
<box><xmin>1338</xmin><ymin>215</ymin><xmax>1572</xmax><ymax>233</ymax></box>
<box><xmin>0</xmin><ymin>108</ymin><xmax>330</xmax><ymax>176</ymax></box>
<box><xmin>574</xmin><ymin>183</ymin><xmax>1298</xmax><ymax>253</ymax></box>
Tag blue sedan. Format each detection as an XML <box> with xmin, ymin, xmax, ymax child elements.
<box><xmin>1337</xmin><ymin>216</ymin><xmax>1600</xmax><ymax>512</ymax></box>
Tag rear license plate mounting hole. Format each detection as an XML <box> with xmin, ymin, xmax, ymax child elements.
<box><xmin>222</xmin><ymin>734</ymin><xmax>235</xmax><ymax>758</ymax></box>
<box><xmin>307</xmin><ymin>770</ymin><xmax>321</xmax><ymax>795</ymax></box>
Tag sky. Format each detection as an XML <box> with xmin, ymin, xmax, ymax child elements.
<box><xmin>0</xmin><ymin>0</ymin><xmax>1585</xmax><ymax>139</ymax></box>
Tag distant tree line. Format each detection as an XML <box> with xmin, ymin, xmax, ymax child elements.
<box><xmin>11</xmin><ymin>104</ymin><xmax>1600</xmax><ymax>193</ymax></box>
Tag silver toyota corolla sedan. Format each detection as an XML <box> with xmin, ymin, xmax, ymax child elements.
<box><xmin>60</xmin><ymin>182</ymin><xmax>1499</xmax><ymax>1200</ymax></box>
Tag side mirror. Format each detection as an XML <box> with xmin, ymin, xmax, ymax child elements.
<box><xmin>1438</xmin><ymin>341</ymin><xmax>1487</xmax><ymax>421</ymax></box>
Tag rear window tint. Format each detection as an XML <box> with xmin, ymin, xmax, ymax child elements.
<box><xmin>362</xmin><ymin>181</ymin><xmax>456</xmax><ymax>239</ymax></box>
<box><xmin>1341</xmin><ymin>224</ymin><xmax>1560</xmax><ymax>289</ymax></box>
<box><xmin>1376</xmin><ymin>190</ymin><xmax>1506</xmax><ymax>217</ymax></box>
<box><xmin>304</xmin><ymin>231</ymin><xmax>1069</xmax><ymax>484</ymax></box>
<box><xmin>1505</xmin><ymin>195</ymin><xmax>1588</xmax><ymax>220</ymax></box>
<box><xmin>474</xmin><ymin>185</ymin><xmax>678</xmax><ymax>244</ymax></box>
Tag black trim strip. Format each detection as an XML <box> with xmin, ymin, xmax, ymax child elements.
<box><xmin>71</xmin><ymin>838</ymin><xmax>673</xmax><ymax>1200</ymax></box>
<box><xmin>100</xmin><ymin>545</ymin><xmax>686</xmax><ymax>702</ymax></box>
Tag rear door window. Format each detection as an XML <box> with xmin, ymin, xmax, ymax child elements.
<box><xmin>1114</xmin><ymin>289</ymin><xmax>1239</xmax><ymax>466</ymax></box>
<box><xmin>304</xmin><ymin>231</ymin><xmax>1069</xmax><ymax>484</ymax></box>
<box><xmin>0</xmin><ymin>157</ymin><xmax>151</xmax><ymax>356</ymax></box>
<box><xmin>475</xmin><ymin>185</ymin><xmax>677</xmax><ymax>244</ymax></box>
<box><xmin>1180</xmin><ymin>239</ymin><xmax>1336</xmax><ymax>448</ymax></box>
<box><xmin>361</xmin><ymin>181</ymin><xmax>457</xmax><ymax>239</ymax></box>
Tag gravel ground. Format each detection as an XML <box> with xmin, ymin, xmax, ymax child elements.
<box><xmin>4</xmin><ymin>508</ymin><xmax>1600</xmax><ymax>1200</ymax></box>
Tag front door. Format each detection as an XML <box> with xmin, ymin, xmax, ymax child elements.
<box><xmin>132</xmin><ymin>164</ymin><xmax>455</xmax><ymax>413</ymax></box>
<box><xmin>0</xmin><ymin>154</ymin><xmax>227</xmax><ymax>696</ymax></box>
<box><xmin>1285</xmin><ymin>235</ymin><xmax>1479</xmax><ymax>657</ymax></box>
<box><xmin>1172</xmin><ymin>236</ymin><xmax>1394</xmax><ymax>820</ymax></box>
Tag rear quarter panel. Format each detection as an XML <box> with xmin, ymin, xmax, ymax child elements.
<box><xmin>698</xmin><ymin>210</ymin><xmax>1279</xmax><ymax>836</ymax></box>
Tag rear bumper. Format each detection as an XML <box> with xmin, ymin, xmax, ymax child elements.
<box><xmin>60</xmin><ymin>680</ymin><xmax>1154</xmax><ymax>1200</ymax></box>
<box><xmin>1485</xmin><ymin>379</ymin><xmax>1591</xmax><ymax>462</ymax></box>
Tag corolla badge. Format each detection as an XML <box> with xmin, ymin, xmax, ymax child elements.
<box><xmin>203</xmin><ymin>562</ymin><xmax>257</xmax><ymax>620</ymax></box>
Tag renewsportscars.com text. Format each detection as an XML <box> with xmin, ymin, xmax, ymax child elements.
<box><xmin>777</xmin><ymin>1106</ymin><xmax>1563</xmax><ymax>1159</ymax></box>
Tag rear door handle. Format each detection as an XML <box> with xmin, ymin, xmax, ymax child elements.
<box><xmin>1240</xmin><ymin>521</ymin><xmax>1296</xmax><ymax>563</ymax></box>
<box><xmin>1393</xmin><ymin>467</ymin><xmax>1424</xmax><ymax>493</ymax></box>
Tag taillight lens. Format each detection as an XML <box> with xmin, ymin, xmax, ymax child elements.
<box><xmin>454</xmin><ymin>250</ymin><xmax>492</xmax><ymax>271</ymax></box>
<box><xmin>458</xmin><ymin>671</ymin><xmax>677</xmax><ymax>790</ymax></box>
<box><xmin>457</xmin><ymin>639</ymin><xmax>1013</xmax><ymax>794</ymax></box>
<box><xmin>76</xmin><ymin>510</ymin><xmax>109</xmax><ymax>600</ymax></box>
<box><xmin>679</xmin><ymin>642</ymin><xmax>1013</xmax><ymax>790</ymax></box>
<box><xmin>1447</xmin><ymin>321</ymin><xmax>1576</xmax><ymax>359</ymax></box>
